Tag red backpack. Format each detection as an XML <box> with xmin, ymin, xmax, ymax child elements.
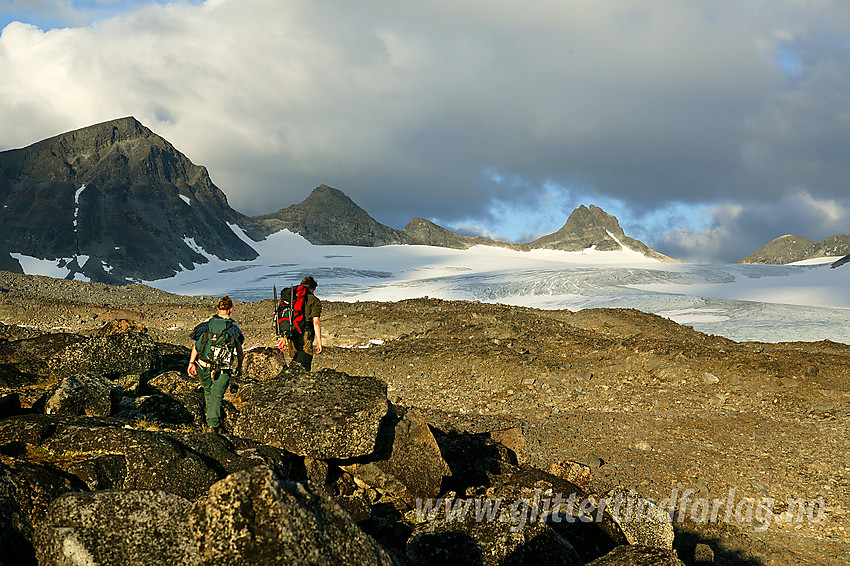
<box><xmin>275</xmin><ymin>284</ymin><xmax>307</xmax><ymax>338</ymax></box>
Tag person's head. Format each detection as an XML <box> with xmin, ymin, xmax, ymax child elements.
<box><xmin>217</xmin><ymin>295</ymin><xmax>234</xmax><ymax>315</ymax></box>
<box><xmin>301</xmin><ymin>276</ymin><xmax>318</xmax><ymax>292</ymax></box>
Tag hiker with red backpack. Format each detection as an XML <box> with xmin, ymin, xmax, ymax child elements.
<box><xmin>277</xmin><ymin>276</ymin><xmax>322</xmax><ymax>371</ymax></box>
<box><xmin>188</xmin><ymin>295</ymin><xmax>244</xmax><ymax>433</ymax></box>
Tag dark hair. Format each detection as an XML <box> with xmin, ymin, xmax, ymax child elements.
<box><xmin>217</xmin><ymin>295</ymin><xmax>233</xmax><ymax>311</ymax></box>
<box><xmin>301</xmin><ymin>276</ymin><xmax>317</xmax><ymax>291</ymax></box>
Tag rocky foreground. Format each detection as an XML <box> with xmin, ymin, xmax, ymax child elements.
<box><xmin>0</xmin><ymin>271</ymin><xmax>848</xmax><ymax>565</ymax></box>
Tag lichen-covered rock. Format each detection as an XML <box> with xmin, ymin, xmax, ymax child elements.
<box><xmin>242</xmin><ymin>347</ymin><xmax>288</xmax><ymax>382</ymax></box>
<box><xmin>0</xmin><ymin>455</ymin><xmax>88</xmax><ymax>566</ymax></box>
<box><xmin>342</xmin><ymin>408</ymin><xmax>450</xmax><ymax>503</ymax></box>
<box><xmin>189</xmin><ymin>466</ymin><xmax>394</xmax><ymax>566</ymax></box>
<box><xmin>602</xmin><ymin>487</ymin><xmax>675</xmax><ymax>550</ymax></box>
<box><xmin>114</xmin><ymin>394</ymin><xmax>195</xmax><ymax>425</ymax></box>
<box><xmin>0</xmin><ymin>415</ymin><xmax>297</xmax><ymax>500</ymax></box>
<box><xmin>588</xmin><ymin>544</ymin><xmax>686</xmax><ymax>565</ymax></box>
<box><xmin>147</xmin><ymin>370</ymin><xmax>198</xmax><ymax>395</ymax></box>
<box><xmin>234</xmin><ymin>369</ymin><xmax>389</xmax><ymax>459</ymax></box>
<box><xmin>43</xmin><ymin>373</ymin><xmax>123</xmax><ymax>417</ymax></box>
<box><xmin>47</xmin><ymin>332</ymin><xmax>160</xmax><ymax>380</ymax></box>
<box><xmin>35</xmin><ymin>490</ymin><xmax>200</xmax><ymax>566</ymax></box>
<box><xmin>0</xmin><ymin>333</ymin><xmax>79</xmax><ymax>385</ymax></box>
<box><xmin>406</xmin><ymin>500</ymin><xmax>584</xmax><ymax>566</ymax></box>
<box><xmin>483</xmin><ymin>467</ymin><xmax>625</xmax><ymax>564</ymax></box>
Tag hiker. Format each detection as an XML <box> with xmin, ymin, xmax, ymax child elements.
<box><xmin>279</xmin><ymin>276</ymin><xmax>323</xmax><ymax>371</ymax></box>
<box><xmin>188</xmin><ymin>295</ymin><xmax>244</xmax><ymax>433</ymax></box>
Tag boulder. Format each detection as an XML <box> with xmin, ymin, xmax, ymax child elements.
<box><xmin>43</xmin><ymin>373</ymin><xmax>123</xmax><ymax>417</ymax></box>
<box><xmin>341</xmin><ymin>408</ymin><xmax>451</xmax><ymax>503</ymax></box>
<box><xmin>147</xmin><ymin>370</ymin><xmax>199</xmax><ymax>395</ymax></box>
<box><xmin>0</xmin><ymin>333</ymin><xmax>80</xmax><ymax>385</ymax></box>
<box><xmin>47</xmin><ymin>332</ymin><xmax>160</xmax><ymax>380</ymax></box>
<box><xmin>484</xmin><ymin>467</ymin><xmax>625</xmax><ymax>563</ymax></box>
<box><xmin>0</xmin><ymin>415</ymin><xmax>297</xmax><ymax>500</ymax></box>
<box><xmin>406</xmin><ymin>500</ymin><xmax>584</xmax><ymax>566</ymax></box>
<box><xmin>549</xmin><ymin>460</ymin><xmax>593</xmax><ymax>492</ymax></box>
<box><xmin>602</xmin><ymin>487</ymin><xmax>675</xmax><ymax>550</ymax></box>
<box><xmin>0</xmin><ymin>455</ymin><xmax>88</xmax><ymax>566</ymax></box>
<box><xmin>114</xmin><ymin>394</ymin><xmax>195</xmax><ymax>425</ymax></box>
<box><xmin>588</xmin><ymin>544</ymin><xmax>686</xmax><ymax>565</ymax></box>
<box><xmin>189</xmin><ymin>466</ymin><xmax>394</xmax><ymax>565</ymax></box>
<box><xmin>242</xmin><ymin>347</ymin><xmax>288</xmax><ymax>382</ymax></box>
<box><xmin>234</xmin><ymin>369</ymin><xmax>389</xmax><ymax>459</ymax></box>
<box><xmin>489</xmin><ymin>427</ymin><xmax>530</xmax><ymax>467</ymax></box>
<box><xmin>35</xmin><ymin>490</ymin><xmax>200</xmax><ymax>566</ymax></box>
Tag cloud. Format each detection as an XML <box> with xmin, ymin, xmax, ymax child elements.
<box><xmin>659</xmin><ymin>189</ymin><xmax>848</xmax><ymax>262</ymax></box>
<box><xmin>1</xmin><ymin>0</ymin><xmax>849</xmax><ymax>262</ymax></box>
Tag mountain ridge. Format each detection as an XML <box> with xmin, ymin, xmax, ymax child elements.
<box><xmin>737</xmin><ymin>233</ymin><xmax>850</xmax><ymax>265</ymax></box>
<box><xmin>1</xmin><ymin>118</ymin><xmax>676</xmax><ymax>282</ymax></box>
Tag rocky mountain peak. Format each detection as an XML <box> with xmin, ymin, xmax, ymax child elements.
<box><xmin>738</xmin><ymin>233</ymin><xmax>850</xmax><ymax>264</ymax></box>
<box><xmin>0</xmin><ymin>118</ymin><xmax>257</xmax><ymax>283</ymax></box>
<box><xmin>254</xmin><ymin>185</ymin><xmax>408</xmax><ymax>246</ymax></box>
<box><xmin>562</xmin><ymin>204</ymin><xmax>625</xmax><ymax>235</ymax></box>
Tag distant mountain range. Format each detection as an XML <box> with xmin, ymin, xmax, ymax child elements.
<box><xmin>1</xmin><ymin>117</ymin><xmax>677</xmax><ymax>283</ymax></box>
<box><xmin>737</xmin><ymin>234</ymin><xmax>850</xmax><ymax>266</ymax></box>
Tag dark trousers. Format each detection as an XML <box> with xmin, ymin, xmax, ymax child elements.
<box><xmin>290</xmin><ymin>333</ymin><xmax>313</xmax><ymax>371</ymax></box>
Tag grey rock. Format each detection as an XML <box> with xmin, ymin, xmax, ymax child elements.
<box><xmin>234</xmin><ymin>369</ymin><xmax>389</xmax><ymax>459</ymax></box>
<box><xmin>35</xmin><ymin>490</ymin><xmax>200</xmax><ymax>566</ymax></box>
<box><xmin>47</xmin><ymin>332</ymin><xmax>160</xmax><ymax>381</ymax></box>
<box><xmin>147</xmin><ymin>369</ymin><xmax>199</xmax><ymax>394</ymax></box>
<box><xmin>406</xmin><ymin>500</ymin><xmax>584</xmax><ymax>566</ymax></box>
<box><xmin>242</xmin><ymin>347</ymin><xmax>288</xmax><ymax>382</ymax></box>
<box><xmin>113</xmin><ymin>393</ymin><xmax>195</xmax><ymax>425</ymax></box>
<box><xmin>588</xmin><ymin>544</ymin><xmax>686</xmax><ymax>565</ymax></box>
<box><xmin>701</xmin><ymin>372</ymin><xmax>719</xmax><ymax>385</ymax></box>
<box><xmin>44</xmin><ymin>373</ymin><xmax>123</xmax><ymax>417</ymax></box>
<box><xmin>0</xmin><ymin>415</ymin><xmax>296</xmax><ymax>500</ymax></box>
<box><xmin>189</xmin><ymin>466</ymin><xmax>394</xmax><ymax>566</ymax></box>
<box><xmin>342</xmin><ymin>408</ymin><xmax>451</xmax><ymax>503</ymax></box>
<box><xmin>602</xmin><ymin>487</ymin><xmax>675</xmax><ymax>550</ymax></box>
<box><xmin>484</xmin><ymin>467</ymin><xmax>625</xmax><ymax>563</ymax></box>
<box><xmin>0</xmin><ymin>455</ymin><xmax>89</xmax><ymax>566</ymax></box>
<box><xmin>0</xmin><ymin>333</ymin><xmax>80</xmax><ymax>385</ymax></box>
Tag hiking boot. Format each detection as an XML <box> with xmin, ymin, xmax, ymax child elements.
<box><xmin>202</xmin><ymin>425</ymin><xmax>214</xmax><ymax>433</ymax></box>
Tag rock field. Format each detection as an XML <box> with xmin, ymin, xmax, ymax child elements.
<box><xmin>0</xmin><ymin>270</ymin><xmax>848</xmax><ymax>565</ymax></box>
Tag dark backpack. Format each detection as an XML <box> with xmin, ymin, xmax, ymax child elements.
<box><xmin>196</xmin><ymin>317</ymin><xmax>238</xmax><ymax>372</ymax></box>
<box><xmin>275</xmin><ymin>285</ymin><xmax>308</xmax><ymax>338</ymax></box>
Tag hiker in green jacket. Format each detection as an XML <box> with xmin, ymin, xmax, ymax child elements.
<box><xmin>188</xmin><ymin>295</ymin><xmax>244</xmax><ymax>433</ymax></box>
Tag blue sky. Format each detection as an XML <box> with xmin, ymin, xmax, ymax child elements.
<box><xmin>1</xmin><ymin>1</ymin><xmax>849</xmax><ymax>262</ymax></box>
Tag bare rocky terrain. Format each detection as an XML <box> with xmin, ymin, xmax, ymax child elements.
<box><xmin>0</xmin><ymin>270</ymin><xmax>848</xmax><ymax>565</ymax></box>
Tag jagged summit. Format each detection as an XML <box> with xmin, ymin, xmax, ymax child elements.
<box><xmin>738</xmin><ymin>233</ymin><xmax>850</xmax><ymax>264</ymax></box>
<box><xmin>0</xmin><ymin>117</ymin><xmax>257</xmax><ymax>282</ymax></box>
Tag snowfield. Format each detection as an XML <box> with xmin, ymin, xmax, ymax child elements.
<box><xmin>139</xmin><ymin>229</ymin><xmax>849</xmax><ymax>344</ymax></box>
<box><xmin>12</xmin><ymin>228</ymin><xmax>849</xmax><ymax>344</ymax></box>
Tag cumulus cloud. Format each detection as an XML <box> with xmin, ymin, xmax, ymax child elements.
<box><xmin>1</xmin><ymin>0</ymin><xmax>849</xmax><ymax>261</ymax></box>
<box><xmin>659</xmin><ymin>189</ymin><xmax>848</xmax><ymax>262</ymax></box>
